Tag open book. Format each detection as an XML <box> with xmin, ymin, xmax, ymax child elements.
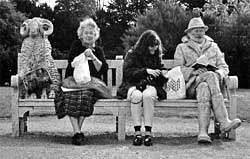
<box><xmin>192</xmin><ymin>54</ymin><xmax>218</xmax><ymax>72</ymax></box>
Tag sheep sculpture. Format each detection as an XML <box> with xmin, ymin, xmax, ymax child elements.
<box><xmin>19</xmin><ymin>17</ymin><xmax>61</xmax><ymax>99</ymax></box>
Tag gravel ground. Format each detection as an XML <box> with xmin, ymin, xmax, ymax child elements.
<box><xmin>0</xmin><ymin>115</ymin><xmax>250</xmax><ymax>159</ymax></box>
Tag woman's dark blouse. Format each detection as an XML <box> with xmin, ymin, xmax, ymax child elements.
<box><xmin>117</xmin><ymin>50</ymin><xmax>167</xmax><ymax>99</ymax></box>
<box><xmin>65</xmin><ymin>40</ymin><xmax>108</xmax><ymax>79</ymax></box>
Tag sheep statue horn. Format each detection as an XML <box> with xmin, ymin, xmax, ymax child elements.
<box><xmin>20</xmin><ymin>19</ymin><xmax>31</xmax><ymax>37</ymax></box>
<box><xmin>40</xmin><ymin>18</ymin><xmax>53</xmax><ymax>36</ymax></box>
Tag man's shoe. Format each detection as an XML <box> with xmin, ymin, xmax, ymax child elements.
<box><xmin>220</xmin><ymin>119</ymin><xmax>241</xmax><ymax>133</ymax></box>
<box><xmin>197</xmin><ymin>135</ymin><xmax>212</xmax><ymax>144</ymax></box>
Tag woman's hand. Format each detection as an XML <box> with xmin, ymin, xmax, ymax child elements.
<box><xmin>161</xmin><ymin>70</ymin><xmax>168</xmax><ymax>76</ymax></box>
<box><xmin>84</xmin><ymin>48</ymin><xmax>96</xmax><ymax>60</ymax></box>
<box><xmin>191</xmin><ymin>68</ymin><xmax>207</xmax><ymax>76</ymax></box>
<box><xmin>83</xmin><ymin>48</ymin><xmax>102</xmax><ymax>71</ymax></box>
<box><xmin>146</xmin><ymin>69</ymin><xmax>161</xmax><ymax>77</ymax></box>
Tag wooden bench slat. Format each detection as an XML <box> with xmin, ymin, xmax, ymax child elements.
<box><xmin>55</xmin><ymin>60</ymin><xmax>68</xmax><ymax>68</ymax></box>
<box><xmin>107</xmin><ymin>69</ymin><xmax>112</xmax><ymax>87</ymax></box>
<box><xmin>19</xmin><ymin>98</ymin><xmax>229</xmax><ymax>108</ymax></box>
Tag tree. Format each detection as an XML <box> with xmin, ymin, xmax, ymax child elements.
<box><xmin>51</xmin><ymin>0</ymin><xmax>96</xmax><ymax>54</ymax></box>
<box><xmin>0</xmin><ymin>1</ymin><xmax>26</xmax><ymax>85</ymax></box>
<box><xmin>178</xmin><ymin>0</ymin><xmax>208</xmax><ymax>9</ymax></box>
<box><xmin>122</xmin><ymin>1</ymin><xmax>192</xmax><ymax>58</ymax></box>
<box><xmin>96</xmin><ymin>0</ymin><xmax>154</xmax><ymax>58</ymax></box>
<box><xmin>11</xmin><ymin>0</ymin><xmax>54</xmax><ymax>20</ymax></box>
<box><xmin>11</xmin><ymin>0</ymin><xmax>37</xmax><ymax>17</ymax></box>
<box><xmin>202</xmin><ymin>1</ymin><xmax>250</xmax><ymax>88</ymax></box>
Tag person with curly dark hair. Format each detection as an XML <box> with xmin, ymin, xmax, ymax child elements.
<box><xmin>117</xmin><ymin>30</ymin><xmax>168</xmax><ymax>146</ymax></box>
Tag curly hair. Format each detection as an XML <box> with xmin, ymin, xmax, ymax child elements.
<box><xmin>77</xmin><ymin>17</ymin><xmax>100</xmax><ymax>41</ymax></box>
<box><xmin>133</xmin><ymin>30</ymin><xmax>163</xmax><ymax>68</ymax></box>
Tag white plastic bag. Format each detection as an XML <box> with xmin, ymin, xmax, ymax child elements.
<box><xmin>163</xmin><ymin>66</ymin><xmax>186</xmax><ymax>99</ymax></box>
<box><xmin>71</xmin><ymin>53</ymin><xmax>91</xmax><ymax>84</ymax></box>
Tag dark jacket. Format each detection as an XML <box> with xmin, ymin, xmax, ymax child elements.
<box><xmin>65</xmin><ymin>40</ymin><xmax>108</xmax><ymax>79</ymax></box>
<box><xmin>117</xmin><ymin>49</ymin><xmax>167</xmax><ymax>100</ymax></box>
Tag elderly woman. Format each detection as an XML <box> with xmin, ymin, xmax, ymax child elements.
<box><xmin>173</xmin><ymin>17</ymin><xmax>241</xmax><ymax>144</ymax></box>
<box><xmin>58</xmin><ymin>17</ymin><xmax>109</xmax><ymax>145</ymax></box>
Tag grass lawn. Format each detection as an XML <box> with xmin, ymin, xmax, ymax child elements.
<box><xmin>0</xmin><ymin>115</ymin><xmax>249</xmax><ymax>159</ymax></box>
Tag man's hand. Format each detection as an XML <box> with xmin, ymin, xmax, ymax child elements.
<box><xmin>191</xmin><ymin>68</ymin><xmax>208</xmax><ymax>76</ymax></box>
<box><xmin>146</xmin><ymin>69</ymin><xmax>161</xmax><ymax>77</ymax></box>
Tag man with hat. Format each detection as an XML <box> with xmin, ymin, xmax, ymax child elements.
<box><xmin>173</xmin><ymin>17</ymin><xmax>241</xmax><ymax>144</ymax></box>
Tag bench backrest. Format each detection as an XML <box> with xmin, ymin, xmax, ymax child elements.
<box><xmin>55</xmin><ymin>59</ymin><xmax>175</xmax><ymax>96</ymax></box>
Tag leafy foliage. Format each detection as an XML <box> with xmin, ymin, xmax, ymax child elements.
<box><xmin>122</xmin><ymin>1</ymin><xmax>192</xmax><ymax>58</ymax></box>
<box><xmin>178</xmin><ymin>0</ymin><xmax>207</xmax><ymax>9</ymax></box>
<box><xmin>96</xmin><ymin>0</ymin><xmax>154</xmax><ymax>58</ymax></box>
<box><xmin>51</xmin><ymin>0</ymin><xmax>96</xmax><ymax>54</ymax></box>
<box><xmin>0</xmin><ymin>1</ymin><xmax>26</xmax><ymax>85</ymax></box>
<box><xmin>11</xmin><ymin>0</ymin><xmax>54</xmax><ymax>19</ymax></box>
<box><xmin>202</xmin><ymin>2</ymin><xmax>250</xmax><ymax>88</ymax></box>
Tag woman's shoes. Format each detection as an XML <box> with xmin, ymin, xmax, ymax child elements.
<box><xmin>144</xmin><ymin>135</ymin><xmax>153</xmax><ymax>146</ymax></box>
<box><xmin>132</xmin><ymin>135</ymin><xmax>153</xmax><ymax>146</ymax></box>
<box><xmin>133</xmin><ymin>135</ymin><xmax>143</xmax><ymax>146</ymax></box>
<box><xmin>72</xmin><ymin>132</ymin><xmax>84</xmax><ymax>145</ymax></box>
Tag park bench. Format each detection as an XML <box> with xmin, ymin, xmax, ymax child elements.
<box><xmin>11</xmin><ymin>57</ymin><xmax>239</xmax><ymax>141</ymax></box>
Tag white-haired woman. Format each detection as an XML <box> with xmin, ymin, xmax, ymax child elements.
<box><xmin>59</xmin><ymin>17</ymin><xmax>108</xmax><ymax>145</ymax></box>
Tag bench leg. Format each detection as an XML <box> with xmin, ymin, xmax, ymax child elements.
<box><xmin>117</xmin><ymin>107</ymin><xmax>126</xmax><ymax>141</ymax></box>
<box><xmin>115</xmin><ymin>116</ymin><xmax>118</xmax><ymax>133</ymax></box>
<box><xmin>12</xmin><ymin>114</ymin><xmax>20</xmax><ymax>137</ymax></box>
<box><xmin>19</xmin><ymin>117</ymin><xmax>25</xmax><ymax>136</ymax></box>
<box><xmin>11</xmin><ymin>86</ymin><xmax>20</xmax><ymax>137</ymax></box>
<box><xmin>227</xmin><ymin>93</ymin><xmax>237</xmax><ymax>140</ymax></box>
<box><xmin>227</xmin><ymin>130</ymin><xmax>236</xmax><ymax>140</ymax></box>
<box><xmin>19</xmin><ymin>111</ymin><xmax>29</xmax><ymax>135</ymax></box>
<box><xmin>213</xmin><ymin>118</ymin><xmax>221</xmax><ymax>139</ymax></box>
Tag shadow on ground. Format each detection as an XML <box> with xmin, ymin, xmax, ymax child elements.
<box><xmin>0</xmin><ymin>131</ymin><xmax>235</xmax><ymax>148</ymax></box>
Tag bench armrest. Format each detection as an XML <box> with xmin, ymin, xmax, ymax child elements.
<box><xmin>224</xmin><ymin>76</ymin><xmax>238</xmax><ymax>90</ymax></box>
<box><xmin>223</xmin><ymin>76</ymin><xmax>238</xmax><ymax>100</ymax></box>
<box><xmin>11</xmin><ymin>74</ymin><xmax>19</xmax><ymax>88</ymax></box>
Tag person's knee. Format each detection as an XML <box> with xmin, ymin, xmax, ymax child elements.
<box><xmin>205</xmin><ymin>71</ymin><xmax>217</xmax><ymax>81</ymax></box>
<box><xmin>142</xmin><ymin>88</ymin><xmax>157</xmax><ymax>100</ymax></box>
<box><xmin>196</xmin><ymin>82</ymin><xmax>211</xmax><ymax>103</ymax></box>
<box><xmin>130</xmin><ymin>90</ymin><xmax>143</xmax><ymax>104</ymax></box>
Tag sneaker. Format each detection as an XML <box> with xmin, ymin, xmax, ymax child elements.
<box><xmin>72</xmin><ymin>133</ymin><xmax>81</xmax><ymax>145</ymax></box>
<box><xmin>144</xmin><ymin>135</ymin><xmax>153</xmax><ymax>146</ymax></box>
<box><xmin>133</xmin><ymin>135</ymin><xmax>143</xmax><ymax>146</ymax></box>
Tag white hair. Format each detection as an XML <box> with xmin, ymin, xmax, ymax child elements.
<box><xmin>77</xmin><ymin>18</ymin><xmax>100</xmax><ymax>40</ymax></box>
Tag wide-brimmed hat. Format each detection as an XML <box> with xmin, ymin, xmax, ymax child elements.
<box><xmin>184</xmin><ymin>17</ymin><xmax>208</xmax><ymax>33</ymax></box>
